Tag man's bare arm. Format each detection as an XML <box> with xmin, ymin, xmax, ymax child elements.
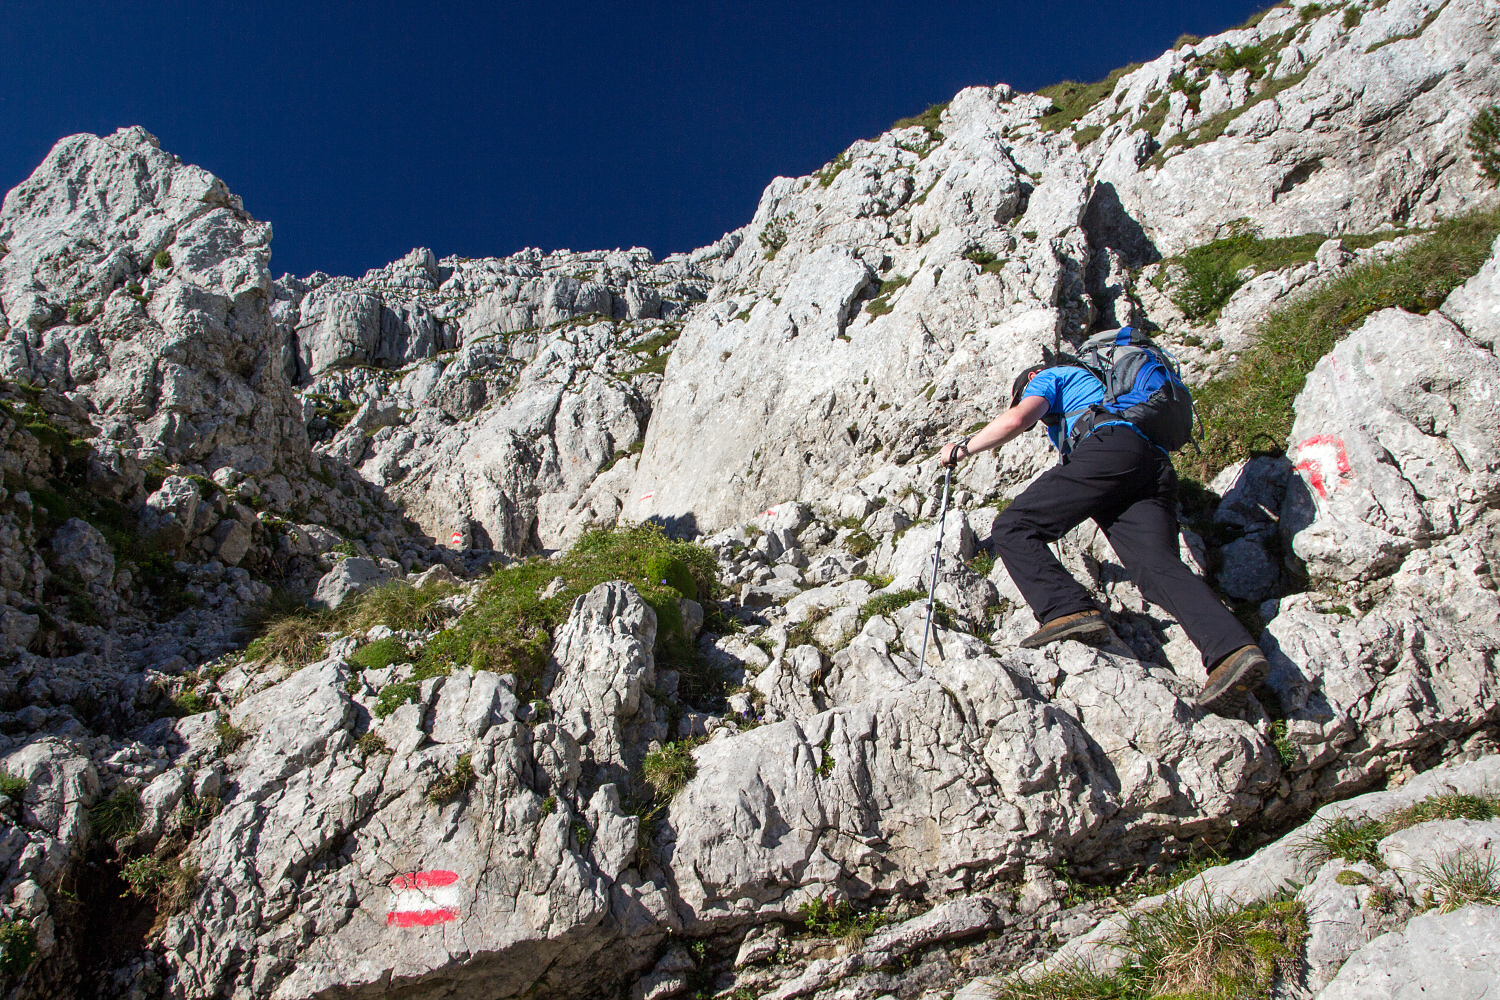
<box><xmin>939</xmin><ymin>395</ymin><xmax>1049</xmax><ymax>467</ymax></box>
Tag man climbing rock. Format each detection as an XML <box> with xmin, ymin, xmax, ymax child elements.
<box><xmin>939</xmin><ymin>330</ymin><xmax>1269</xmax><ymax>713</ymax></box>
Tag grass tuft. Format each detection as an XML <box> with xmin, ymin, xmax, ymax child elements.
<box><xmin>797</xmin><ymin>895</ymin><xmax>887</xmax><ymax>948</ymax></box>
<box><xmin>215</xmin><ymin>719</ymin><xmax>249</xmax><ymax>754</ymax></box>
<box><xmin>426</xmin><ymin>753</ymin><xmax>475</xmax><ymax>803</ymax></box>
<box><xmin>91</xmin><ymin>787</ymin><xmax>143</xmax><ymax>844</ymax></box>
<box><xmin>1418</xmin><ymin>846</ymin><xmax>1500</xmax><ymax>912</ymax></box>
<box><xmin>1296</xmin><ymin>791</ymin><xmax>1500</xmax><ymax>871</ymax></box>
<box><xmin>993</xmin><ymin>891</ymin><xmax>1307</xmax><ymax>1000</ymax></box>
<box><xmin>122</xmin><ymin>856</ymin><xmax>199</xmax><ymax>913</ymax></box>
<box><xmin>0</xmin><ymin>771</ymin><xmax>24</xmax><ymax>801</ymax></box>
<box><xmin>642</xmin><ymin>738</ymin><xmax>703</xmax><ymax>802</ymax></box>
<box><xmin>1183</xmin><ymin>207</ymin><xmax>1500</xmax><ymax>482</ymax></box>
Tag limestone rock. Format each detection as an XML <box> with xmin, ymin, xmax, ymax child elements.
<box><xmin>48</xmin><ymin>518</ymin><xmax>114</xmax><ymax>586</ymax></box>
<box><xmin>1314</xmin><ymin>905</ymin><xmax>1500</xmax><ymax>1000</ymax></box>
<box><xmin>312</xmin><ymin>556</ymin><xmax>392</xmax><ymax>609</ymax></box>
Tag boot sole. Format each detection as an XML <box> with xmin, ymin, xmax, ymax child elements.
<box><xmin>1019</xmin><ymin>618</ymin><xmax>1110</xmax><ymax>649</ymax></box>
<box><xmin>1198</xmin><ymin>656</ymin><xmax>1270</xmax><ymax>713</ymax></box>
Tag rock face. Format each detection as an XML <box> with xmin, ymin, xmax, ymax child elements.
<box><xmin>1315</xmin><ymin>905</ymin><xmax>1500</xmax><ymax>1000</ymax></box>
<box><xmin>2</xmin><ymin>1</ymin><xmax>1500</xmax><ymax>998</ymax></box>
<box><xmin>0</xmin><ymin>127</ymin><xmax>307</xmax><ymax>475</ymax></box>
<box><xmin>278</xmin><ymin>247</ymin><xmax>712</xmax><ymax>552</ymax></box>
<box><xmin>630</xmin><ymin>0</ymin><xmax>1500</xmax><ymax>533</ymax></box>
<box><xmin>979</xmin><ymin>754</ymin><xmax>1500</xmax><ymax>999</ymax></box>
<box><xmin>164</xmin><ymin>584</ymin><xmax>673</xmax><ymax>1000</ymax></box>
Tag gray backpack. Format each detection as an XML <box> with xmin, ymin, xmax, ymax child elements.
<box><xmin>1061</xmin><ymin>327</ymin><xmax>1196</xmax><ymax>452</ymax></box>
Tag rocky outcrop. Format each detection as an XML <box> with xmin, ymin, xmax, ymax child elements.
<box><xmin>0</xmin><ymin>127</ymin><xmax>307</xmax><ymax>477</ymax></box>
<box><xmin>630</xmin><ymin>0</ymin><xmax>1500</xmax><ymax>534</ymax></box>
<box><xmin>974</xmin><ymin>753</ymin><xmax>1500</xmax><ymax>999</ymax></box>
<box><xmin>0</xmin><ymin>1</ymin><xmax>1499</xmax><ymax>997</ymax></box>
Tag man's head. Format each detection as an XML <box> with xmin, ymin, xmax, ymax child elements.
<box><xmin>1011</xmin><ymin>363</ymin><xmax>1047</xmax><ymax>408</ymax></box>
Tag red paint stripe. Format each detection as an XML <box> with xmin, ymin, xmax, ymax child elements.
<box><xmin>1298</xmin><ymin>434</ymin><xmax>1351</xmax><ymax>475</ymax></box>
<box><xmin>389</xmin><ymin>870</ymin><xmax>459</xmax><ymax>890</ymax></box>
<box><xmin>387</xmin><ymin>908</ymin><xmax>458</xmax><ymax>927</ymax></box>
<box><xmin>1295</xmin><ymin>460</ymin><xmax>1328</xmax><ymax>499</ymax></box>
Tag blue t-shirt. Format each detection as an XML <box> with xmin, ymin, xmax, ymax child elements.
<box><xmin>1021</xmin><ymin>366</ymin><xmax>1156</xmax><ymax>454</ymax></box>
<box><xmin>1021</xmin><ymin>367</ymin><xmax>1105</xmax><ymax>451</ymax></box>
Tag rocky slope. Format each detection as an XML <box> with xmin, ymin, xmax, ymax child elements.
<box><xmin>0</xmin><ymin>0</ymin><xmax>1496</xmax><ymax>998</ymax></box>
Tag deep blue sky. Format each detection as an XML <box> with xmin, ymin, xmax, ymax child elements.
<box><xmin>3</xmin><ymin>2</ymin><xmax>1265</xmax><ymax>278</ymax></box>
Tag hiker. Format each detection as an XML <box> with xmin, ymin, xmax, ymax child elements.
<box><xmin>938</xmin><ymin>328</ymin><xmax>1269</xmax><ymax>713</ymax></box>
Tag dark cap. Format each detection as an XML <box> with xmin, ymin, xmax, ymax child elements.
<box><xmin>1011</xmin><ymin>364</ymin><xmax>1047</xmax><ymax>408</ymax></box>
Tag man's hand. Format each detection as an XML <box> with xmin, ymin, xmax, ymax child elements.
<box><xmin>939</xmin><ymin>440</ymin><xmax>965</xmax><ymax>468</ymax></box>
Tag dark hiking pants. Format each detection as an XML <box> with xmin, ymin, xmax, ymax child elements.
<box><xmin>993</xmin><ymin>425</ymin><xmax>1253</xmax><ymax>669</ymax></box>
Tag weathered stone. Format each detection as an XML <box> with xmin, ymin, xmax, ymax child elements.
<box><xmin>313</xmin><ymin>556</ymin><xmax>391</xmax><ymax>609</ymax></box>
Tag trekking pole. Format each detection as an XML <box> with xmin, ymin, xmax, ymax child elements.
<box><xmin>916</xmin><ymin>465</ymin><xmax>953</xmax><ymax>673</ymax></box>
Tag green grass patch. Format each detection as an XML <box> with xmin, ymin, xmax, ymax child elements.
<box><xmin>760</xmin><ymin>217</ymin><xmax>790</xmax><ymax>259</ymax></box>
<box><xmin>993</xmin><ymin>891</ymin><xmax>1306</xmax><ymax>1000</ymax></box>
<box><xmin>168</xmin><ymin>690</ymin><xmax>208</xmax><ymax>717</ymax></box>
<box><xmin>857</xmin><ymin>588</ymin><xmax>925</xmax><ymax>629</ymax></box>
<box><xmin>642</xmin><ymin>737</ymin><xmax>704</xmax><ymax>802</ymax></box>
<box><xmin>375</xmin><ymin>680</ymin><xmax>419</xmax><ymax>719</ymax></box>
<box><xmin>864</xmin><ymin>274</ymin><xmax>909</xmax><ymax>317</ymax></box>
<box><xmin>1164</xmin><ymin>223</ymin><xmax>1417</xmax><ymax>325</ymax></box>
<box><xmin>241</xmin><ymin>578</ymin><xmax>459</xmax><ymax>667</ymax></box>
<box><xmin>0</xmin><ymin>771</ymin><xmax>24</xmax><ymax>801</ymax></box>
<box><xmin>1036</xmin><ymin>64</ymin><xmax>1143</xmax><ymax>132</ymax></box>
<box><xmin>818</xmin><ymin>152</ymin><xmax>852</xmax><ymax>188</ymax></box>
<box><xmin>845</xmin><ymin>531</ymin><xmax>877</xmax><ymax>559</ymax></box>
<box><xmin>308</xmin><ymin>393</ymin><xmax>358</xmax><ymax>432</ymax></box>
<box><xmin>1183</xmin><ymin>207</ymin><xmax>1500</xmax><ymax>481</ymax></box>
<box><xmin>350</xmin><ymin>637</ymin><xmax>410</xmax><ymax>671</ymax></box>
<box><xmin>421</xmin><ymin>524</ymin><xmax>720</xmax><ymax>703</ymax></box>
<box><xmin>1150</xmin><ymin>62</ymin><xmax>1314</xmax><ymax>166</ymax></box>
<box><xmin>1297</xmin><ymin>791</ymin><xmax>1500</xmax><ymax>870</ymax></box>
<box><xmin>1071</xmin><ymin>125</ymin><xmax>1105</xmax><ymax>147</ymax></box>
<box><xmin>0</xmin><ymin>920</ymin><xmax>35</xmax><ymax>977</ymax></box>
<box><xmin>891</xmin><ymin>101</ymin><xmax>948</xmax><ymax>141</ymax></box>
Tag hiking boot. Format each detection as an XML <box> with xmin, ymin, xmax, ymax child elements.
<box><xmin>1198</xmin><ymin>645</ymin><xmax>1270</xmax><ymax>713</ymax></box>
<box><xmin>1019</xmin><ymin>610</ymin><xmax>1109</xmax><ymax>649</ymax></box>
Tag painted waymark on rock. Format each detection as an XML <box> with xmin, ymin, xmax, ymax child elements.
<box><xmin>1294</xmin><ymin>434</ymin><xmax>1353</xmax><ymax>499</ymax></box>
<box><xmin>387</xmin><ymin>869</ymin><xmax>461</xmax><ymax>927</ymax></box>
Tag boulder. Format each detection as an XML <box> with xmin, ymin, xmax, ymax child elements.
<box><xmin>1314</xmin><ymin>904</ymin><xmax>1500</xmax><ymax>999</ymax></box>
<box><xmin>313</xmin><ymin>556</ymin><xmax>392</xmax><ymax>609</ymax></box>
<box><xmin>48</xmin><ymin>518</ymin><xmax>114</xmax><ymax>586</ymax></box>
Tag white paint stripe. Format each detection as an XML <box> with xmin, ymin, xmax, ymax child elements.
<box><xmin>389</xmin><ymin>884</ymin><xmax>461</xmax><ymax>913</ymax></box>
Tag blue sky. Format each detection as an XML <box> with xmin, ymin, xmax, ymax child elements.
<box><xmin>2</xmin><ymin>1</ymin><xmax>1265</xmax><ymax>278</ymax></box>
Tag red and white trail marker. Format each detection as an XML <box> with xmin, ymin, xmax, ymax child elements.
<box><xmin>637</xmin><ymin>492</ymin><xmax>654</xmax><ymax>504</ymax></box>
<box><xmin>451</xmin><ymin>530</ymin><xmax>465</xmax><ymax>548</ymax></box>
<box><xmin>387</xmin><ymin>870</ymin><xmax>460</xmax><ymax>927</ymax></box>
